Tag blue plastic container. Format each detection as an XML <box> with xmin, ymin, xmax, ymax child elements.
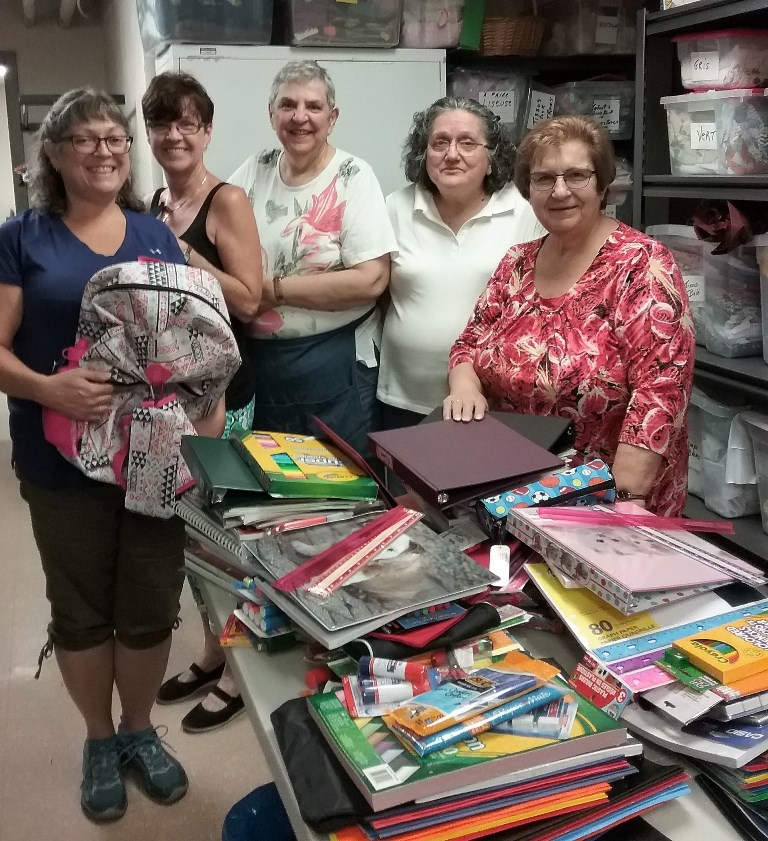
<box><xmin>222</xmin><ymin>783</ymin><xmax>297</xmax><ymax>841</ymax></box>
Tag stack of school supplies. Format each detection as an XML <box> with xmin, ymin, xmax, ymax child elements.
<box><xmin>301</xmin><ymin>649</ymin><xmax>690</xmax><ymax>840</ymax></box>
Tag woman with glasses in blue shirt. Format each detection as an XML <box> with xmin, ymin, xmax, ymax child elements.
<box><xmin>0</xmin><ymin>88</ymin><xmax>193</xmax><ymax>822</ymax></box>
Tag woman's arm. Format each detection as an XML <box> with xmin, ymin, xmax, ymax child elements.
<box><xmin>191</xmin><ymin>396</ymin><xmax>226</xmax><ymax>438</ymax></box>
<box><xmin>0</xmin><ymin>285</ymin><xmax>113</xmax><ymax>420</ymax></box>
<box><xmin>614</xmin><ymin>243</ymin><xmax>696</xmax><ymax>499</ymax></box>
<box><xmin>443</xmin><ymin>362</ymin><xmax>488</xmax><ymax>422</ymax></box>
<box><xmin>258</xmin><ymin>255</ymin><xmax>390</xmax><ymax>313</ymax></box>
<box><xmin>184</xmin><ymin>186</ymin><xmax>263</xmax><ymax>322</ymax></box>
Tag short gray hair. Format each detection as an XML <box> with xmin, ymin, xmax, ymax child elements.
<box><xmin>403</xmin><ymin>97</ymin><xmax>516</xmax><ymax>195</ymax></box>
<box><xmin>30</xmin><ymin>87</ymin><xmax>143</xmax><ymax>216</ymax></box>
<box><xmin>268</xmin><ymin>61</ymin><xmax>336</xmax><ymax>110</ymax></box>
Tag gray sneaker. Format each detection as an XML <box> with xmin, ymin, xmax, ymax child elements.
<box><xmin>81</xmin><ymin>735</ymin><xmax>127</xmax><ymax>822</ymax></box>
<box><xmin>119</xmin><ymin>727</ymin><xmax>188</xmax><ymax>805</ymax></box>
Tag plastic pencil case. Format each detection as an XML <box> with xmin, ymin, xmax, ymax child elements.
<box><xmin>475</xmin><ymin>458</ymin><xmax>616</xmax><ymax>540</ymax></box>
<box><xmin>673</xmin><ymin>29</ymin><xmax>768</xmax><ymax>91</ymax></box>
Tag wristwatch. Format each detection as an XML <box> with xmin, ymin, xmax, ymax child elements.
<box><xmin>273</xmin><ymin>276</ymin><xmax>285</xmax><ymax>306</ymax></box>
<box><xmin>616</xmin><ymin>491</ymin><xmax>647</xmax><ymax>501</ymax></box>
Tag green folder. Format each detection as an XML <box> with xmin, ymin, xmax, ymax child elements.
<box><xmin>181</xmin><ymin>435</ymin><xmax>268</xmax><ymax>506</ymax></box>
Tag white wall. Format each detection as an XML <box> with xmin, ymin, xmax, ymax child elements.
<box><xmin>0</xmin><ymin>81</ymin><xmax>15</xmax><ymax>219</ymax></box>
<box><xmin>102</xmin><ymin>0</ymin><xmax>161</xmax><ymax>198</ymax></box>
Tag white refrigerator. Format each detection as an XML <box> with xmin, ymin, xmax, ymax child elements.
<box><xmin>155</xmin><ymin>45</ymin><xmax>446</xmax><ymax>196</ymax></box>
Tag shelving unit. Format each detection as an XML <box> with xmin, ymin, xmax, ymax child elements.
<box><xmin>634</xmin><ymin>0</ymin><xmax>768</xmax><ymax>563</ymax></box>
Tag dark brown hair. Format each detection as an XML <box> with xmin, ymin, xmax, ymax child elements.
<box><xmin>30</xmin><ymin>87</ymin><xmax>143</xmax><ymax>215</ymax></box>
<box><xmin>514</xmin><ymin>115</ymin><xmax>616</xmax><ymax>208</ymax></box>
<box><xmin>142</xmin><ymin>71</ymin><xmax>214</xmax><ymax>126</ymax></box>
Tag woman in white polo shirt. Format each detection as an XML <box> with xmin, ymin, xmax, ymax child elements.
<box><xmin>377</xmin><ymin>97</ymin><xmax>544</xmax><ymax>428</ymax></box>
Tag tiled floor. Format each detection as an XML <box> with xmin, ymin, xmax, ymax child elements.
<box><xmin>0</xmin><ymin>439</ymin><xmax>272</xmax><ymax>841</ymax></box>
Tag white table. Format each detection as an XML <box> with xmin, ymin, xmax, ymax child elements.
<box><xmin>198</xmin><ymin>580</ymin><xmax>744</xmax><ymax>841</ymax></box>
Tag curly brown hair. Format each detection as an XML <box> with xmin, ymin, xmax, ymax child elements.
<box><xmin>30</xmin><ymin>87</ymin><xmax>143</xmax><ymax>216</ymax></box>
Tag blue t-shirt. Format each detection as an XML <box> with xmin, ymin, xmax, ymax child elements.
<box><xmin>0</xmin><ymin>209</ymin><xmax>184</xmax><ymax>489</ymax></box>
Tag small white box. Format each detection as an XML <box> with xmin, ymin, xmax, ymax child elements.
<box><xmin>661</xmin><ymin>89</ymin><xmax>768</xmax><ymax>176</ymax></box>
<box><xmin>673</xmin><ymin>29</ymin><xmax>768</xmax><ymax>91</ymax></box>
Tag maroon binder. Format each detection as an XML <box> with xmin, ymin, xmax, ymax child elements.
<box><xmin>368</xmin><ymin>415</ymin><xmax>563</xmax><ymax>509</ymax></box>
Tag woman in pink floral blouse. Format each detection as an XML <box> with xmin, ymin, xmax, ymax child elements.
<box><xmin>445</xmin><ymin>116</ymin><xmax>694</xmax><ymax>516</ymax></box>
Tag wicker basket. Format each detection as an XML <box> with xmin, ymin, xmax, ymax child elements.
<box><xmin>480</xmin><ymin>15</ymin><xmax>545</xmax><ymax>56</ymax></box>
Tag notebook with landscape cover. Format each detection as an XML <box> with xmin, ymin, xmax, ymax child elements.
<box><xmin>368</xmin><ymin>415</ymin><xmax>563</xmax><ymax>510</ymax></box>
<box><xmin>232</xmin><ymin>428</ymin><xmax>380</xmax><ymax>501</ymax></box>
<box><xmin>249</xmin><ymin>513</ymin><xmax>497</xmax><ymax>647</ymax></box>
<box><xmin>307</xmin><ymin>676</ymin><xmax>629</xmax><ymax>811</ymax></box>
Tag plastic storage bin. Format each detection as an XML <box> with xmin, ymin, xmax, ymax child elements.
<box><xmin>289</xmin><ymin>0</ymin><xmax>402</xmax><ymax>46</ymax></box>
<box><xmin>137</xmin><ymin>0</ymin><xmax>272</xmax><ymax>56</ymax></box>
<box><xmin>704</xmin><ymin>240</ymin><xmax>763</xmax><ymax>359</ymax></box>
<box><xmin>743</xmin><ymin>413</ymin><xmax>768</xmax><ymax>534</ymax></box>
<box><xmin>221</xmin><ymin>783</ymin><xmax>297</xmax><ymax>841</ymax></box>
<box><xmin>673</xmin><ymin>29</ymin><xmax>768</xmax><ymax>90</ymax></box>
<box><xmin>661</xmin><ymin>89</ymin><xmax>768</xmax><ymax>176</ymax></box>
<box><xmin>758</xmin><ymin>239</ymin><xmax>768</xmax><ymax>364</ymax></box>
<box><xmin>541</xmin><ymin>0</ymin><xmax>640</xmax><ymax>56</ymax></box>
<box><xmin>645</xmin><ymin>225</ymin><xmax>707</xmax><ymax>345</ymax></box>
<box><xmin>702</xmin><ymin>457</ymin><xmax>760</xmax><ymax>518</ymax></box>
<box><xmin>554</xmin><ymin>79</ymin><xmax>635</xmax><ymax>140</ymax></box>
<box><xmin>401</xmin><ymin>0</ymin><xmax>464</xmax><ymax>47</ymax></box>
<box><xmin>449</xmin><ymin>69</ymin><xmax>529</xmax><ymax>143</ymax></box>
<box><xmin>687</xmin><ymin>400</ymin><xmax>703</xmax><ymax>499</ymax></box>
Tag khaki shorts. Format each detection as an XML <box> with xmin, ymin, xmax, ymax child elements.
<box><xmin>20</xmin><ymin>479</ymin><xmax>185</xmax><ymax>651</ymax></box>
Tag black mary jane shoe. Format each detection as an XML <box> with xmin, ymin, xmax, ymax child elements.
<box><xmin>156</xmin><ymin>661</ymin><xmax>225</xmax><ymax>704</ymax></box>
<box><xmin>181</xmin><ymin>686</ymin><xmax>246</xmax><ymax>733</ymax></box>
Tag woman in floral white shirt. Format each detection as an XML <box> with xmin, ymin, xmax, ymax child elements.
<box><xmin>447</xmin><ymin>116</ymin><xmax>695</xmax><ymax>516</ymax></box>
<box><xmin>229</xmin><ymin>60</ymin><xmax>397</xmax><ymax>454</ymax></box>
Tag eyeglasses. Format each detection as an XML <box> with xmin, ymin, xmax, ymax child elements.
<box><xmin>59</xmin><ymin>135</ymin><xmax>133</xmax><ymax>154</ymax></box>
<box><xmin>529</xmin><ymin>169</ymin><xmax>596</xmax><ymax>191</ymax></box>
<box><xmin>428</xmin><ymin>138</ymin><xmax>489</xmax><ymax>154</ymax></box>
<box><xmin>147</xmin><ymin>120</ymin><xmax>204</xmax><ymax>137</ymax></box>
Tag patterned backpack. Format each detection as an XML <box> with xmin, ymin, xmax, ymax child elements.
<box><xmin>43</xmin><ymin>260</ymin><xmax>241</xmax><ymax>518</ymax></box>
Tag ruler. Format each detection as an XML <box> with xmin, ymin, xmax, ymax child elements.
<box><xmin>271</xmin><ymin>506</ymin><xmax>421</xmax><ymax>594</ymax></box>
<box><xmin>305</xmin><ymin>508</ymin><xmax>424</xmax><ymax>597</ymax></box>
<box><xmin>593</xmin><ymin>599</ymin><xmax>768</xmax><ymax>664</ymax></box>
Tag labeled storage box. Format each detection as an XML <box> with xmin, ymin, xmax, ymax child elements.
<box><xmin>401</xmin><ymin>0</ymin><xmax>464</xmax><ymax>47</ymax></box>
<box><xmin>743</xmin><ymin>413</ymin><xmax>768</xmax><ymax>534</ymax></box>
<box><xmin>673</xmin><ymin>29</ymin><xmax>768</xmax><ymax>91</ymax></box>
<box><xmin>758</xmin><ymin>240</ymin><xmax>768</xmax><ymax>364</ymax></box>
<box><xmin>645</xmin><ymin>225</ymin><xmax>707</xmax><ymax>345</ymax></box>
<box><xmin>554</xmin><ymin>79</ymin><xmax>635</xmax><ymax>140</ymax></box>
<box><xmin>136</xmin><ymin>0</ymin><xmax>272</xmax><ymax>55</ymax></box>
<box><xmin>704</xmin><ymin>241</ymin><xmax>763</xmax><ymax>359</ymax></box>
<box><xmin>662</xmin><ymin>89</ymin><xmax>768</xmax><ymax>176</ymax></box>
<box><xmin>289</xmin><ymin>0</ymin><xmax>402</xmax><ymax>46</ymax></box>
<box><xmin>541</xmin><ymin>0</ymin><xmax>640</xmax><ymax>56</ymax></box>
<box><xmin>449</xmin><ymin>69</ymin><xmax>529</xmax><ymax>143</ymax></box>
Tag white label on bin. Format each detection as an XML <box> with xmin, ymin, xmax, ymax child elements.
<box><xmin>684</xmin><ymin>274</ymin><xmax>705</xmax><ymax>303</ymax></box>
<box><xmin>690</xmin><ymin>110</ymin><xmax>717</xmax><ymax>150</ymax></box>
<box><xmin>527</xmin><ymin>91</ymin><xmax>555</xmax><ymax>128</ymax></box>
<box><xmin>605</xmin><ymin>204</ymin><xmax>617</xmax><ymax>219</ymax></box>
<box><xmin>690</xmin><ymin>51</ymin><xmax>720</xmax><ymax>82</ymax></box>
<box><xmin>595</xmin><ymin>4</ymin><xmax>619</xmax><ymax>45</ymax></box>
<box><xmin>294</xmin><ymin>27</ymin><xmax>320</xmax><ymax>41</ymax></box>
<box><xmin>479</xmin><ymin>90</ymin><xmax>518</xmax><ymax>124</ymax></box>
<box><xmin>592</xmin><ymin>99</ymin><xmax>621</xmax><ymax>134</ymax></box>
<box><xmin>689</xmin><ymin>439</ymin><xmax>702</xmax><ymax>469</ymax></box>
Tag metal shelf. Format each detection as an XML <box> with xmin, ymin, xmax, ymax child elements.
<box><xmin>445</xmin><ymin>51</ymin><xmax>635</xmax><ymax>78</ymax></box>
<box><xmin>684</xmin><ymin>495</ymin><xmax>767</xmax><ymax>565</ymax></box>
<box><xmin>643</xmin><ymin>175</ymin><xmax>768</xmax><ymax>201</ymax></box>
<box><xmin>646</xmin><ymin>0</ymin><xmax>768</xmax><ymax>36</ymax></box>
<box><xmin>695</xmin><ymin>348</ymin><xmax>768</xmax><ymax>393</ymax></box>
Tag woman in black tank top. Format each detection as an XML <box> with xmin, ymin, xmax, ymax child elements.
<box><xmin>142</xmin><ymin>71</ymin><xmax>263</xmax><ymax>734</ymax></box>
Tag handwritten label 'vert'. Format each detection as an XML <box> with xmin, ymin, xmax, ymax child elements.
<box><xmin>689</xmin><ymin>110</ymin><xmax>717</xmax><ymax>150</ymax></box>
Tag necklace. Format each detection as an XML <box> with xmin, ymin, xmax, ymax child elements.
<box><xmin>159</xmin><ymin>173</ymin><xmax>208</xmax><ymax>223</ymax></box>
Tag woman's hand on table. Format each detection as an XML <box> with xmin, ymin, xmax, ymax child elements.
<box><xmin>442</xmin><ymin>387</ymin><xmax>488</xmax><ymax>422</ymax></box>
<box><xmin>41</xmin><ymin>368</ymin><xmax>114</xmax><ymax>421</ymax></box>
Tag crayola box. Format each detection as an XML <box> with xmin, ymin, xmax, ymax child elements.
<box><xmin>673</xmin><ymin>613</ymin><xmax>768</xmax><ymax>685</ymax></box>
<box><xmin>231</xmin><ymin>429</ymin><xmax>379</xmax><ymax>501</ymax></box>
